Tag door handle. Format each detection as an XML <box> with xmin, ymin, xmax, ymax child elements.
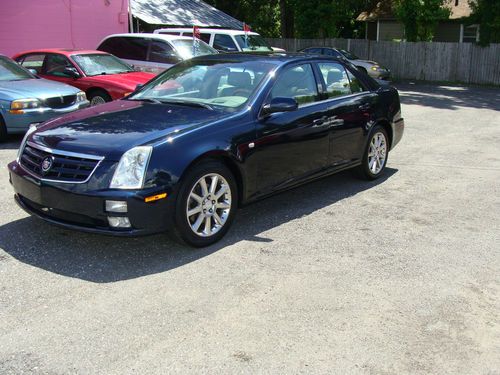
<box><xmin>359</xmin><ymin>103</ymin><xmax>371</xmax><ymax>110</ymax></box>
<box><xmin>312</xmin><ymin>116</ymin><xmax>328</xmax><ymax>127</ymax></box>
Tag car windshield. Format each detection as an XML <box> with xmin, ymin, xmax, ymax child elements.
<box><xmin>234</xmin><ymin>35</ymin><xmax>273</xmax><ymax>52</ymax></box>
<box><xmin>339</xmin><ymin>49</ymin><xmax>359</xmax><ymax>60</ymax></box>
<box><xmin>129</xmin><ymin>60</ymin><xmax>276</xmax><ymax>110</ymax></box>
<box><xmin>72</xmin><ymin>53</ymin><xmax>133</xmax><ymax>76</ymax></box>
<box><xmin>170</xmin><ymin>39</ymin><xmax>218</xmax><ymax>60</ymax></box>
<box><xmin>0</xmin><ymin>56</ymin><xmax>35</xmax><ymax>81</ymax></box>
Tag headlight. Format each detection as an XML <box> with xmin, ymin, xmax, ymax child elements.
<box><xmin>16</xmin><ymin>124</ymin><xmax>38</xmax><ymax>162</ymax></box>
<box><xmin>110</xmin><ymin>146</ymin><xmax>152</xmax><ymax>189</ymax></box>
<box><xmin>76</xmin><ymin>91</ymin><xmax>87</xmax><ymax>102</ymax></box>
<box><xmin>10</xmin><ymin>98</ymin><xmax>41</xmax><ymax>113</ymax></box>
<box><xmin>371</xmin><ymin>66</ymin><xmax>380</xmax><ymax>71</ymax></box>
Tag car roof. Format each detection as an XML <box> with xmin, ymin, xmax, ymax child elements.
<box><xmin>13</xmin><ymin>49</ymin><xmax>109</xmax><ymax>58</ymax></box>
<box><xmin>189</xmin><ymin>52</ymin><xmax>345</xmax><ymax>65</ymax></box>
<box><xmin>101</xmin><ymin>33</ymin><xmax>196</xmax><ymax>42</ymax></box>
<box><xmin>154</xmin><ymin>28</ymin><xmax>260</xmax><ymax>36</ymax></box>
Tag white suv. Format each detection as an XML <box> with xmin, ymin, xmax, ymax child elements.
<box><xmin>153</xmin><ymin>28</ymin><xmax>285</xmax><ymax>53</ymax></box>
<box><xmin>97</xmin><ymin>33</ymin><xmax>217</xmax><ymax>73</ymax></box>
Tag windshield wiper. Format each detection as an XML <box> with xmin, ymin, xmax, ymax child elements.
<box><xmin>158</xmin><ymin>99</ymin><xmax>214</xmax><ymax>111</ymax></box>
<box><xmin>128</xmin><ymin>98</ymin><xmax>162</xmax><ymax>104</ymax></box>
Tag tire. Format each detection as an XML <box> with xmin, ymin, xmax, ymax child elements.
<box><xmin>173</xmin><ymin>160</ymin><xmax>238</xmax><ymax>247</ymax></box>
<box><xmin>87</xmin><ymin>89</ymin><xmax>111</xmax><ymax>106</ymax></box>
<box><xmin>0</xmin><ymin>115</ymin><xmax>7</xmax><ymax>142</ymax></box>
<box><xmin>356</xmin><ymin>125</ymin><xmax>389</xmax><ymax>180</ymax></box>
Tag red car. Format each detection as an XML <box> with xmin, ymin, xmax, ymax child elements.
<box><xmin>13</xmin><ymin>49</ymin><xmax>155</xmax><ymax>106</ymax></box>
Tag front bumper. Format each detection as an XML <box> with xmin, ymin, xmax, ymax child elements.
<box><xmin>8</xmin><ymin>161</ymin><xmax>173</xmax><ymax>236</ymax></box>
<box><xmin>3</xmin><ymin>101</ymin><xmax>89</xmax><ymax>134</ymax></box>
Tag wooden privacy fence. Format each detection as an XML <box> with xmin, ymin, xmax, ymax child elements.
<box><xmin>266</xmin><ymin>38</ymin><xmax>500</xmax><ymax>86</ymax></box>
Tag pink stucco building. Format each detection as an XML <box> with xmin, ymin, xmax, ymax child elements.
<box><xmin>0</xmin><ymin>0</ymin><xmax>129</xmax><ymax>57</ymax></box>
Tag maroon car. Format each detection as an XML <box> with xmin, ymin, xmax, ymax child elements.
<box><xmin>13</xmin><ymin>49</ymin><xmax>155</xmax><ymax>105</ymax></box>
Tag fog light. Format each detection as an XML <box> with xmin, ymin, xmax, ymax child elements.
<box><xmin>105</xmin><ymin>200</ymin><xmax>128</xmax><ymax>213</ymax></box>
<box><xmin>108</xmin><ymin>216</ymin><xmax>131</xmax><ymax>228</ymax></box>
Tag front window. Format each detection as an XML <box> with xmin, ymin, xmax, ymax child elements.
<box><xmin>235</xmin><ymin>35</ymin><xmax>273</xmax><ymax>52</ymax></box>
<box><xmin>0</xmin><ymin>56</ymin><xmax>35</xmax><ymax>81</ymax></box>
<box><xmin>129</xmin><ymin>60</ymin><xmax>276</xmax><ymax>109</ymax></box>
<box><xmin>170</xmin><ymin>39</ymin><xmax>217</xmax><ymax>60</ymax></box>
<box><xmin>72</xmin><ymin>54</ymin><xmax>133</xmax><ymax>76</ymax></box>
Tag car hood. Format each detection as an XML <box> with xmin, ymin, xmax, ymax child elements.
<box><xmin>30</xmin><ymin>100</ymin><xmax>233</xmax><ymax>161</ymax></box>
<box><xmin>83</xmin><ymin>71</ymin><xmax>155</xmax><ymax>90</ymax></box>
<box><xmin>0</xmin><ymin>78</ymin><xmax>80</xmax><ymax>100</ymax></box>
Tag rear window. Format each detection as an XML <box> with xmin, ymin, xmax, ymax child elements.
<box><xmin>98</xmin><ymin>37</ymin><xmax>148</xmax><ymax>60</ymax></box>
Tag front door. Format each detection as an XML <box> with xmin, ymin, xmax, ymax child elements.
<box><xmin>253</xmin><ymin>63</ymin><xmax>331</xmax><ymax>195</ymax></box>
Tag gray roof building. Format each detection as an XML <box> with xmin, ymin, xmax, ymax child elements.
<box><xmin>130</xmin><ymin>0</ymin><xmax>243</xmax><ymax>29</ymax></box>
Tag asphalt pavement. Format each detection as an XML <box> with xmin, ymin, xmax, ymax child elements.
<box><xmin>0</xmin><ymin>83</ymin><xmax>499</xmax><ymax>374</ymax></box>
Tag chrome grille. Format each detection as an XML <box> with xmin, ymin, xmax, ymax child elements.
<box><xmin>20</xmin><ymin>142</ymin><xmax>102</xmax><ymax>183</ymax></box>
<box><xmin>45</xmin><ymin>95</ymin><xmax>76</xmax><ymax>109</ymax></box>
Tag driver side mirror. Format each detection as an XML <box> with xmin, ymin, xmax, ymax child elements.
<box><xmin>261</xmin><ymin>97</ymin><xmax>298</xmax><ymax>116</ymax></box>
<box><xmin>63</xmin><ymin>68</ymin><xmax>80</xmax><ymax>79</ymax></box>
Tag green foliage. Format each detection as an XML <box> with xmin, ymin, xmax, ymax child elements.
<box><xmin>469</xmin><ymin>0</ymin><xmax>500</xmax><ymax>45</ymax></box>
<box><xmin>394</xmin><ymin>0</ymin><xmax>451</xmax><ymax>41</ymax></box>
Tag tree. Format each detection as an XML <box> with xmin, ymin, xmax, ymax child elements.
<box><xmin>394</xmin><ymin>0</ymin><xmax>451</xmax><ymax>41</ymax></box>
<box><xmin>469</xmin><ymin>0</ymin><xmax>500</xmax><ymax>45</ymax></box>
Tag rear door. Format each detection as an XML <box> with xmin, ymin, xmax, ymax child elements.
<box><xmin>316</xmin><ymin>61</ymin><xmax>378</xmax><ymax>165</ymax></box>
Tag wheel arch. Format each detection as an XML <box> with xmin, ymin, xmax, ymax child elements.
<box><xmin>374</xmin><ymin>119</ymin><xmax>393</xmax><ymax>150</ymax></box>
<box><xmin>179</xmin><ymin>150</ymin><xmax>246</xmax><ymax>206</ymax></box>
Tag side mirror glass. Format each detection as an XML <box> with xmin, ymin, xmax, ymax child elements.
<box><xmin>261</xmin><ymin>97</ymin><xmax>298</xmax><ymax>116</ymax></box>
<box><xmin>136</xmin><ymin>83</ymin><xmax>144</xmax><ymax>90</ymax></box>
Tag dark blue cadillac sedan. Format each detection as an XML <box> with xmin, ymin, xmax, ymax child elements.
<box><xmin>8</xmin><ymin>53</ymin><xmax>404</xmax><ymax>246</ymax></box>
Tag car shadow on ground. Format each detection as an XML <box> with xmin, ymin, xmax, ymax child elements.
<box><xmin>0</xmin><ymin>168</ymin><xmax>397</xmax><ymax>283</ymax></box>
<box><xmin>0</xmin><ymin>134</ymin><xmax>23</xmax><ymax>150</ymax></box>
<box><xmin>395</xmin><ymin>82</ymin><xmax>500</xmax><ymax>111</ymax></box>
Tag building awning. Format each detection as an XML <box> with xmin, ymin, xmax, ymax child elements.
<box><xmin>130</xmin><ymin>0</ymin><xmax>244</xmax><ymax>28</ymax></box>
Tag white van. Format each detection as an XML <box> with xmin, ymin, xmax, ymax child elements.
<box><xmin>153</xmin><ymin>28</ymin><xmax>285</xmax><ymax>53</ymax></box>
<box><xmin>97</xmin><ymin>33</ymin><xmax>217</xmax><ymax>74</ymax></box>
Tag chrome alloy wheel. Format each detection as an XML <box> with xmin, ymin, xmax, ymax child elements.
<box><xmin>186</xmin><ymin>173</ymin><xmax>232</xmax><ymax>237</ymax></box>
<box><xmin>368</xmin><ymin>132</ymin><xmax>387</xmax><ymax>174</ymax></box>
<box><xmin>90</xmin><ymin>96</ymin><xmax>106</xmax><ymax>106</ymax></box>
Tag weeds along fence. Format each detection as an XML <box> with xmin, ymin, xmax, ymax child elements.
<box><xmin>266</xmin><ymin>38</ymin><xmax>500</xmax><ymax>85</ymax></box>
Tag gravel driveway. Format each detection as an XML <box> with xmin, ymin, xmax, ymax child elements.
<box><xmin>0</xmin><ymin>83</ymin><xmax>498</xmax><ymax>374</ymax></box>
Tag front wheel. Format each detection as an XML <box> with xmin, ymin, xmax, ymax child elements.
<box><xmin>356</xmin><ymin>126</ymin><xmax>389</xmax><ymax>180</ymax></box>
<box><xmin>173</xmin><ymin>161</ymin><xmax>238</xmax><ymax>247</ymax></box>
<box><xmin>87</xmin><ymin>90</ymin><xmax>111</xmax><ymax>106</ymax></box>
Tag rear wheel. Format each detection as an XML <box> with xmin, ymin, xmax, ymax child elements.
<box><xmin>356</xmin><ymin>126</ymin><xmax>389</xmax><ymax>180</ymax></box>
<box><xmin>87</xmin><ymin>89</ymin><xmax>111</xmax><ymax>106</ymax></box>
<box><xmin>173</xmin><ymin>161</ymin><xmax>238</xmax><ymax>247</ymax></box>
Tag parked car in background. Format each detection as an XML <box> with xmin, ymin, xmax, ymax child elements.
<box><xmin>97</xmin><ymin>33</ymin><xmax>218</xmax><ymax>74</ymax></box>
<box><xmin>300</xmin><ymin>47</ymin><xmax>391</xmax><ymax>80</ymax></box>
<box><xmin>154</xmin><ymin>28</ymin><xmax>285</xmax><ymax>53</ymax></box>
<box><xmin>13</xmin><ymin>49</ymin><xmax>155</xmax><ymax>106</ymax></box>
<box><xmin>8</xmin><ymin>53</ymin><xmax>404</xmax><ymax>246</ymax></box>
<box><xmin>0</xmin><ymin>55</ymin><xmax>88</xmax><ymax>140</ymax></box>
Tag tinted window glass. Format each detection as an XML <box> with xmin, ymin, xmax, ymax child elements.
<box><xmin>99</xmin><ymin>37</ymin><xmax>148</xmax><ymax>60</ymax></box>
<box><xmin>234</xmin><ymin>35</ymin><xmax>273</xmax><ymax>52</ymax></box>
<box><xmin>304</xmin><ymin>48</ymin><xmax>322</xmax><ymax>54</ymax></box>
<box><xmin>270</xmin><ymin>64</ymin><xmax>318</xmax><ymax>105</ymax></box>
<box><xmin>199</xmin><ymin>33</ymin><xmax>211</xmax><ymax>44</ymax></box>
<box><xmin>18</xmin><ymin>54</ymin><xmax>46</xmax><ymax>74</ymax></box>
<box><xmin>170</xmin><ymin>39</ymin><xmax>217</xmax><ymax>59</ymax></box>
<box><xmin>318</xmin><ymin>62</ymin><xmax>351</xmax><ymax>98</ymax></box>
<box><xmin>213</xmin><ymin>34</ymin><xmax>238</xmax><ymax>52</ymax></box>
<box><xmin>346</xmin><ymin>69</ymin><xmax>365</xmax><ymax>93</ymax></box>
<box><xmin>44</xmin><ymin>54</ymin><xmax>77</xmax><ymax>77</ymax></box>
<box><xmin>159</xmin><ymin>31</ymin><xmax>180</xmax><ymax>36</ymax></box>
<box><xmin>148</xmin><ymin>40</ymin><xmax>179</xmax><ymax>64</ymax></box>
<box><xmin>323</xmin><ymin>48</ymin><xmax>342</xmax><ymax>58</ymax></box>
